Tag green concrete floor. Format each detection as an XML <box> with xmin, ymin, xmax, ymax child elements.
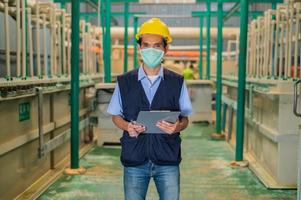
<box><xmin>38</xmin><ymin>123</ymin><xmax>297</xmax><ymax>200</ymax></box>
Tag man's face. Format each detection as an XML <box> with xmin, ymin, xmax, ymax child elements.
<box><xmin>138</xmin><ymin>34</ymin><xmax>168</xmax><ymax>53</ymax></box>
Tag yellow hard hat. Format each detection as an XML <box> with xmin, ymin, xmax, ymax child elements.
<box><xmin>135</xmin><ymin>18</ymin><xmax>172</xmax><ymax>44</ymax></box>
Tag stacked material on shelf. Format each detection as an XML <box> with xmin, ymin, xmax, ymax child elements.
<box><xmin>247</xmin><ymin>1</ymin><xmax>301</xmax><ymax>80</ymax></box>
<box><xmin>0</xmin><ymin>0</ymin><xmax>103</xmax><ymax>80</ymax></box>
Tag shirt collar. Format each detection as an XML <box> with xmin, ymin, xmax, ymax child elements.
<box><xmin>138</xmin><ymin>65</ymin><xmax>164</xmax><ymax>81</ymax></box>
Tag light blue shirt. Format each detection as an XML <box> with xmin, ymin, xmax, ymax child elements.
<box><xmin>107</xmin><ymin>66</ymin><xmax>193</xmax><ymax>117</ymax></box>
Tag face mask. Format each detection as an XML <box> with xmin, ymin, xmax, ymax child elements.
<box><xmin>140</xmin><ymin>48</ymin><xmax>164</xmax><ymax>69</ymax></box>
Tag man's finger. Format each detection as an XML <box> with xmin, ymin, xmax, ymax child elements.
<box><xmin>156</xmin><ymin>123</ymin><xmax>174</xmax><ymax>134</ymax></box>
<box><xmin>157</xmin><ymin>121</ymin><xmax>174</xmax><ymax>129</ymax></box>
<box><xmin>161</xmin><ymin>120</ymin><xmax>175</xmax><ymax>127</ymax></box>
<box><xmin>133</xmin><ymin>124</ymin><xmax>144</xmax><ymax>129</ymax></box>
<box><xmin>135</xmin><ymin>127</ymin><xmax>145</xmax><ymax>133</ymax></box>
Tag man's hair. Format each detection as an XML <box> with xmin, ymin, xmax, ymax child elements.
<box><xmin>137</xmin><ymin>37</ymin><xmax>168</xmax><ymax>48</ymax></box>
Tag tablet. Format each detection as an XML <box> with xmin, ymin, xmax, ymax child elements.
<box><xmin>136</xmin><ymin>111</ymin><xmax>180</xmax><ymax>134</ymax></box>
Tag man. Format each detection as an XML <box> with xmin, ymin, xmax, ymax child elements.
<box><xmin>182</xmin><ymin>64</ymin><xmax>195</xmax><ymax>80</ymax></box>
<box><xmin>182</xmin><ymin>64</ymin><xmax>196</xmax><ymax>101</ymax></box>
<box><xmin>107</xmin><ymin>18</ymin><xmax>192</xmax><ymax>200</ymax></box>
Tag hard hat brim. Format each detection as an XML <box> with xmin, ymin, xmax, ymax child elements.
<box><xmin>136</xmin><ymin>33</ymin><xmax>172</xmax><ymax>44</ymax></box>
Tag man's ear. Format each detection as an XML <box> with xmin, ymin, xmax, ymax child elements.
<box><xmin>137</xmin><ymin>44</ymin><xmax>141</xmax><ymax>51</ymax></box>
<box><xmin>164</xmin><ymin>45</ymin><xmax>169</xmax><ymax>54</ymax></box>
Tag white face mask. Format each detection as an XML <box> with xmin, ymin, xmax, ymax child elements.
<box><xmin>140</xmin><ymin>48</ymin><xmax>164</xmax><ymax>68</ymax></box>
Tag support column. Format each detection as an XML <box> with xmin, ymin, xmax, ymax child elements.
<box><xmin>65</xmin><ymin>0</ymin><xmax>85</xmax><ymax>175</ymax></box>
<box><xmin>133</xmin><ymin>16</ymin><xmax>138</xmax><ymax>69</ymax></box>
<box><xmin>70</xmin><ymin>0</ymin><xmax>80</xmax><ymax>169</ymax></box>
<box><xmin>104</xmin><ymin>0</ymin><xmax>111</xmax><ymax>83</ymax></box>
<box><xmin>235</xmin><ymin>0</ymin><xmax>249</xmax><ymax>163</ymax></box>
<box><xmin>211</xmin><ymin>0</ymin><xmax>225</xmax><ymax>139</ymax></box>
<box><xmin>206</xmin><ymin>1</ymin><xmax>211</xmax><ymax>80</ymax></box>
<box><xmin>124</xmin><ymin>0</ymin><xmax>129</xmax><ymax>72</ymax></box>
<box><xmin>199</xmin><ymin>16</ymin><xmax>203</xmax><ymax>79</ymax></box>
<box><xmin>100</xmin><ymin>0</ymin><xmax>106</xmax><ymax>78</ymax></box>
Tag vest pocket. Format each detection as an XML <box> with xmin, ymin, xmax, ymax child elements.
<box><xmin>120</xmin><ymin>135</ymin><xmax>147</xmax><ymax>165</ymax></box>
<box><xmin>152</xmin><ymin>134</ymin><xmax>182</xmax><ymax>163</ymax></box>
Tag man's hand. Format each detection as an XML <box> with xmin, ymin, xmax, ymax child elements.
<box><xmin>156</xmin><ymin>117</ymin><xmax>189</xmax><ymax>134</ymax></box>
<box><xmin>127</xmin><ymin>122</ymin><xmax>146</xmax><ymax>138</ymax></box>
<box><xmin>112</xmin><ymin>116</ymin><xmax>146</xmax><ymax>138</ymax></box>
<box><xmin>156</xmin><ymin>120</ymin><xmax>180</xmax><ymax>134</ymax></box>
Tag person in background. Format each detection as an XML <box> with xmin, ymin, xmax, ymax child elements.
<box><xmin>182</xmin><ymin>64</ymin><xmax>196</xmax><ymax>80</ymax></box>
<box><xmin>182</xmin><ymin>63</ymin><xmax>196</xmax><ymax>101</ymax></box>
<box><xmin>107</xmin><ymin>18</ymin><xmax>193</xmax><ymax>200</ymax></box>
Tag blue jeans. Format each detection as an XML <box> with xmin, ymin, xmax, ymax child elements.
<box><xmin>124</xmin><ymin>161</ymin><xmax>180</xmax><ymax>200</ymax></box>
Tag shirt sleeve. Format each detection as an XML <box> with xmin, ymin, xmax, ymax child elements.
<box><xmin>179</xmin><ymin>82</ymin><xmax>193</xmax><ymax>117</ymax></box>
<box><xmin>106</xmin><ymin>82</ymin><xmax>123</xmax><ymax>116</ymax></box>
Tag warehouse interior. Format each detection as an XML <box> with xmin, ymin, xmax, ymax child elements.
<box><xmin>0</xmin><ymin>0</ymin><xmax>300</xmax><ymax>199</ymax></box>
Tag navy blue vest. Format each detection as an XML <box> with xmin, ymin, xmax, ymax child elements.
<box><xmin>117</xmin><ymin>68</ymin><xmax>184</xmax><ymax>167</ymax></box>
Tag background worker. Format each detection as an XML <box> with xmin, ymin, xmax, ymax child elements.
<box><xmin>182</xmin><ymin>64</ymin><xmax>196</xmax><ymax>80</ymax></box>
<box><xmin>107</xmin><ymin>18</ymin><xmax>192</xmax><ymax>200</ymax></box>
<box><xmin>182</xmin><ymin>64</ymin><xmax>197</xmax><ymax>100</ymax></box>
